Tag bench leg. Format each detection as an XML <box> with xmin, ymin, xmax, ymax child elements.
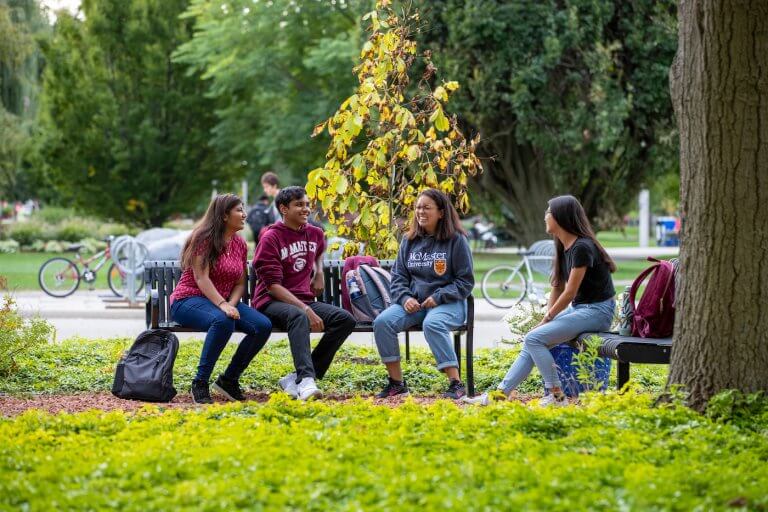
<box><xmin>466</xmin><ymin>329</ymin><xmax>474</xmax><ymax>396</ymax></box>
<box><xmin>617</xmin><ymin>361</ymin><xmax>630</xmax><ymax>391</ymax></box>
<box><xmin>405</xmin><ymin>331</ymin><xmax>410</xmax><ymax>362</ymax></box>
<box><xmin>454</xmin><ymin>332</ymin><xmax>462</xmax><ymax>375</ymax></box>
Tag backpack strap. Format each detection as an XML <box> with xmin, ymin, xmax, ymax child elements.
<box><xmin>629</xmin><ymin>259</ymin><xmax>661</xmax><ymax>312</ymax></box>
<box><xmin>364</xmin><ymin>265</ymin><xmax>392</xmax><ymax>305</ymax></box>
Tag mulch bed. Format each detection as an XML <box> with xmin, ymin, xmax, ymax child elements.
<box><xmin>0</xmin><ymin>391</ymin><xmax>528</xmax><ymax>418</ymax></box>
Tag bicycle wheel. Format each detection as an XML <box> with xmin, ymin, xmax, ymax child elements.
<box><xmin>38</xmin><ymin>257</ymin><xmax>81</xmax><ymax>298</ymax></box>
<box><xmin>107</xmin><ymin>262</ymin><xmax>145</xmax><ymax>297</ymax></box>
<box><xmin>481</xmin><ymin>264</ymin><xmax>527</xmax><ymax>308</ymax></box>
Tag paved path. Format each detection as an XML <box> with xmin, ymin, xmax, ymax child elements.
<box><xmin>12</xmin><ymin>290</ymin><xmax>518</xmax><ymax>350</ymax></box>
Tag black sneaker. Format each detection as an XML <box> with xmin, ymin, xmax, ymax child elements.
<box><xmin>443</xmin><ymin>379</ymin><xmax>466</xmax><ymax>399</ymax></box>
<box><xmin>191</xmin><ymin>379</ymin><xmax>213</xmax><ymax>404</ymax></box>
<box><xmin>212</xmin><ymin>375</ymin><xmax>245</xmax><ymax>402</ymax></box>
<box><xmin>376</xmin><ymin>378</ymin><xmax>410</xmax><ymax>398</ymax></box>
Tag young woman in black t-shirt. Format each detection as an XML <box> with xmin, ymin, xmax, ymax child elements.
<box><xmin>465</xmin><ymin>195</ymin><xmax>617</xmax><ymax>407</ymax></box>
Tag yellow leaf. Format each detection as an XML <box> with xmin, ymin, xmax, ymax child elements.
<box><xmin>406</xmin><ymin>145</ymin><xmax>421</xmax><ymax>162</ymax></box>
<box><xmin>311</xmin><ymin>121</ymin><xmax>327</xmax><ymax>138</ymax></box>
<box><xmin>433</xmin><ymin>86</ymin><xmax>448</xmax><ymax>102</ymax></box>
<box><xmin>336</xmin><ymin>175</ymin><xmax>349</xmax><ymax>194</ymax></box>
<box><xmin>444</xmin><ymin>81</ymin><xmax>460</xmax><ymax>92</ymax></box>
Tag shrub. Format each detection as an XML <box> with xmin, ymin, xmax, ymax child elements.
<box><xmin>0</xmin><ymin>296</ymin><xmax>55</xmax><ymax>378</ymax></box>
<box><xmin>6</xmin><ymin>221</ymin><xmax>51</xmax><ymax>246</ymax></box>
<box><xmin>34</xmin><ymin>206</ymin><xmax>76</xmax><ymax>224</ymax></box>
<box><xmin>56</xmin><ymin>219</ymin><xmax>94</xmax><ymax>242</ymax></box>
<box><xmin>0</xmin><ymin>239</ymin><xmax>19</xmax><ymax>254</ymax></box>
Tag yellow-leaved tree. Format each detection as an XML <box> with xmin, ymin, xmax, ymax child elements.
<box><xmin>306</xmin><ymin>0</ymin><xmax>482</xmax><ymax>258</ymax></box>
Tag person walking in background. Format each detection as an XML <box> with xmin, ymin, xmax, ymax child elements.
<box><xmin>261</xmin><ymin>171</ymin><xmax>281</xmax><ymax>222</ymax></box>
<box><xmin>170</xmin><ymin>194</ymin><xmax>272</xmax><ymax>404</ymax></box>
<box><xmin>464</xmin><ymin>195</ymin><xmax>616</xmax><ymax>407</ymax></box>
<box><xmin>246</xmin><ymin>194</ymin><xmax>276</xmax><ymax>243</ymax></box>
<box><xmin>373</xmin><ymin>188</ymin><xmax>474</xmax><ymax>400</ymax></box>
<box><xmin>252</xmin><ymin>186</ymin><xmax>356</xmax><ymax>401</ymax></box>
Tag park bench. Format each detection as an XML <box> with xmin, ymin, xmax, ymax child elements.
<box><xmin>575</xmin><ymin>332</ymin><xmax>672</xmax><ymax>390</ymax></box>
<box><xmin>144</xmin><ymin>260</ymin><xmax>476</xmax><ymax>395</ymax></box>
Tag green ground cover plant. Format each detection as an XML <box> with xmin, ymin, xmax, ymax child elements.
<box><xmin>0</xmin><ymin>337</ymin><xmax>668</xmax><ymax>397</ymax></box>
<box><xmin>1</xmin><ymin>392</ymin><xmax>766</xmax><ymax>511</ymax></box>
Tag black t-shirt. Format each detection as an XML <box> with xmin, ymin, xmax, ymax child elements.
<box><xmin>559</xmin><ymin>238</ymin><xmax>615</xmax><ymax>304</ymax></box>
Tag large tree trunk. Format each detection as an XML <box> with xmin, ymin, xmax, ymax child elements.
<box><xmin>472</xmin><ymin>128</ymin><xmax>553</xmax><ymax>246</ymax></box>
<box><xmin>668</xmin><ymin>0</ymin><xmax>768</xmax><ymax>411</ymax></box>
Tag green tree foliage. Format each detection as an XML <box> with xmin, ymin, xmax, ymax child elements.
<box><xmin>37</xmin><ymin>0</ymin><xmax>223</xmax><ymax>226</ymax></box>
<box><xmin>307</xmin><ymin>1</ymin><xmax>482</xmax><ymax>257</ymax></box>
<box><xmin>174</xmin><ymin>0</ymin><xmax>364</xmax><ymax>186</ymax></box>
<box><xmin>0</xmin><ymin>0</ymin><xmax>48</xmax><ymax>200</ymax></box>
<box><xmin>418</xmin><ymin>0</ymin><xmax>679</xmax><ymax>243</ymax></box>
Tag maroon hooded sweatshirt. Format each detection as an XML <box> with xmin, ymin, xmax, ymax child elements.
<box><xmin>251</xmin><ymin>221</ymin><xmax>326</xmax><ymax>310</ymax></box>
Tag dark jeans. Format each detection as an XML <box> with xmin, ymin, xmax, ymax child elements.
<box><xmin>171</xmin><ymin>296</ymin><xmax>272</xmax><ymax>383</ymax></box>
<box><xmin>260</xmin><ymin>301</ymin><xmax>356</xmax><ymax>382</ymax></box>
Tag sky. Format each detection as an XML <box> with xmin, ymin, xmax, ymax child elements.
<box><xmin>40</xmin><ymin>0</ymin><xmax>81</xmax><ymax>21</ymax></box>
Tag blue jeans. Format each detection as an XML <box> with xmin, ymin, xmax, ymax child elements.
<box><xmin>373</xmin><ymin>301</ymin><xmax>466</xmax><ymax>370</ymax></box>
<box><xmin>499</xmin><ymin>298</ymin><xmax>615</xmax><ymax>392</ymax></box>
<box><xmin>171</xmin><ymin>296</ymin><xmax>272</xmax><ymax>382</ymax></box>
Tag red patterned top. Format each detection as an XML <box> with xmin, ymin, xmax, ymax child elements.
<box><xmin>170</xmin><ymin>235</ymin><xmax>248</xmax><ymax>304</ymax></box>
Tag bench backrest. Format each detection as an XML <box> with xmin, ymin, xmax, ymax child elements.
<box><xmin>144</xmin><ymin>259</ymin><xmax>394</xmax><ymax>325</ymax></box>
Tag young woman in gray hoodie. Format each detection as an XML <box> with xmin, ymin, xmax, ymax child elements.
<box><xmin>372</xmin><ymin>188</ymin><xmax>474</xmax><ymax>399</ymax></box>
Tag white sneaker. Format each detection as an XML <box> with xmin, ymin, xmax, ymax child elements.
<box><xmin>278</xmin><ymin>372</ymin><xmax>298</xmax><ymax>399</ymax></box>
<box><xmin>461</xmin><ymin>393</ymin><xmax>490</xmax><ymax>406</ymax></box>
<box><xmin>296</xmin><ymin>377</ymin><xmax>322</xmax><ymax>401</ymax></box>
<box><xmin>539</xmin><ymin>393</ymin><xmax>568</xmax><ymax>407</ymax></box>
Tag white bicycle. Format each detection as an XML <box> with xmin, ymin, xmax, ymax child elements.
<box><xmin>481</xmin><ymin>240</ymin><xmax>554</xmax><ymax>309</ymax></box>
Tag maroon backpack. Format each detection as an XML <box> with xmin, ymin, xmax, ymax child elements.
<box><xmin>629</xmin><ymin>257</ymin><xmax>678</xmax><ymax>338</ymax></box>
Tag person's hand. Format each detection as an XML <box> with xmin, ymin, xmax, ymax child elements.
<box><xmin>420</xmin><ymin>296</ymin><xmax>438</xmax><ymax>309</ymax></box>
<box><xmin>220</xmin><ymin>302</ymin><xmax>240</xmax><ymax>319</ymax></box>
<box><xmin>305</xmin><ymin>306</ymin><xmax>324</xmax><ymax>332</ymax></box>
<box><xmin>536</xmin><ymin>311</ymin><xmax>553</xmax><ymax>327</ymax></box>
<box><xmin>311</xmin><ymin>273</ymin><xmax>324</xmax><ymax>296</ymax></box>
<box><xmin>404</xmin><ymin>298</ymin><xmax>421</xmax><ymax>314</ymax></box>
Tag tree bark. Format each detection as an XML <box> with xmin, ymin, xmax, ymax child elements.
<box><xmin>472</xmin><ymin>126</ymin><xmax>553</xmax><ymax>246</ymax></box>
<box><xmin>668</xmin><ymin>0</ymin><xmax>768</xmax><ymax>411</ymax></box>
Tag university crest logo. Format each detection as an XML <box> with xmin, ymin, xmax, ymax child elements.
<box><xmin>434</xmin><ymin>258</ymin><xmax>447</xmax><ymax>276</ymax></box>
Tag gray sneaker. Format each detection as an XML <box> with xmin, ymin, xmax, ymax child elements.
<box><xmin>278</xmin><ymin>372</ymin><xmax>298</xmax><ymax>399</ymax></box>
<box><xmin>297</xmin><ymin>377</ymin><xmax>322</xmax><ymax>401</ymax></box>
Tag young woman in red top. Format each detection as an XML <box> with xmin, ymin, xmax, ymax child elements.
<box><xmin>170</xmin><ymin>194</ymin><xmax>272</xmax><ymax>404</ymax></box>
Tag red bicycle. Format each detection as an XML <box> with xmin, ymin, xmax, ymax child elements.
<box><xmin>37</xmin><ymin>236</ymin><xmax>144</xmax><ymax>298</ymax></box>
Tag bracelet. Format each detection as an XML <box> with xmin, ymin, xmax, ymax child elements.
<box><xmin>218</xmin><ymin>299</ymin><xmax>227</xmax><ymax>307</ymax></box>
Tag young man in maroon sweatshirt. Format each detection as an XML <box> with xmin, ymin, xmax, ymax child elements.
<box><xmin>251</xmin><ymin>186</ymin><xmax>356</xmax><ymax>400</ymax></box>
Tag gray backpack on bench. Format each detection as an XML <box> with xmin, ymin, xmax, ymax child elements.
<box><xmin>112</xmin><ymin>329</ymin><xmax>179</xmax><ymax>402</ymax></box>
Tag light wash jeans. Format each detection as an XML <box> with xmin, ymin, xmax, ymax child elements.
<box><xmin>499</xmin><ymin>298</ymin><xmax>615</xmax><ymax>392</ymax></box>
<box><xmin>373</xmin><ymin>301</ymin><xmax>466</xmax><ymax>370</ymax></box>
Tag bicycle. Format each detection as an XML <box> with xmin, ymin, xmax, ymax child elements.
<box><xmin>37</xmin><ymin>236</ymin><xmax>145</xmax><ymax>298</ymax></box>
<box><xmin>480</xmin><ymin>240</ymin><xmax>555</xmax><ymax>309</ymax></box>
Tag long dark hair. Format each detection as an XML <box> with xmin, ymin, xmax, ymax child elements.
<box><xmin>548</xmin><ymin>195</ymin><xmax>616</xmax><ymax>288</ymax></box>
<box><xmin>180</xmin><ymin>193</ymin><xmax>243</xmax><ymax>271</ymax></box>
<box><xmin>406</xmin><ymin>188</ymin><xmax>467</xmax><ymax>241</ymax></box>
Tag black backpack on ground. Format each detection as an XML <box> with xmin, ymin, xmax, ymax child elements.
<box><xmin>112</xmin><ymin>329</ymin><xmax>179</xmax><ymax>402</ymax></box>
<box><xmin>246</xmin><ymin>203</ymin><xmax>276</xmax><ymax>239</ymax></box>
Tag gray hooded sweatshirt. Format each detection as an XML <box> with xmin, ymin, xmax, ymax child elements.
<box><xmin>390</xmin><ymin>233</ymin><xmax>474</xmax><ymax>306</ymax></box>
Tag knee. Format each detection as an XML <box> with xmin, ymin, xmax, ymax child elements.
<box><xmin>245</xmin><ymin>313</ymin><xmax>272</xmax><ymax>336</ymax></box>
<box><xmin>286</xmin><ymin>307</ymin><xmax>309</xmax><ymax>329</ymax></box>
<box><xmin>523</xmin><ymin>331</ymin><xmax>546</xmax><ymax>349</ymax></box>
<box><xmin>422</xmin><ymin>316</ymin><xmax>447</xmax><ymax>335</ymax></box>
<box><xmin>340</xmin><ymin>310</ymin><xmax>356</xmax><ymax>330</ymax></box>
<box><xmin>373</xmin><ymin>311</ymin><xmax>394</xmax><ymax>331</ymax></box>
<box><xmin>211</xmin><ymin>313</ymin><xmax>235</xmax><ymax>333</ymax></box>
